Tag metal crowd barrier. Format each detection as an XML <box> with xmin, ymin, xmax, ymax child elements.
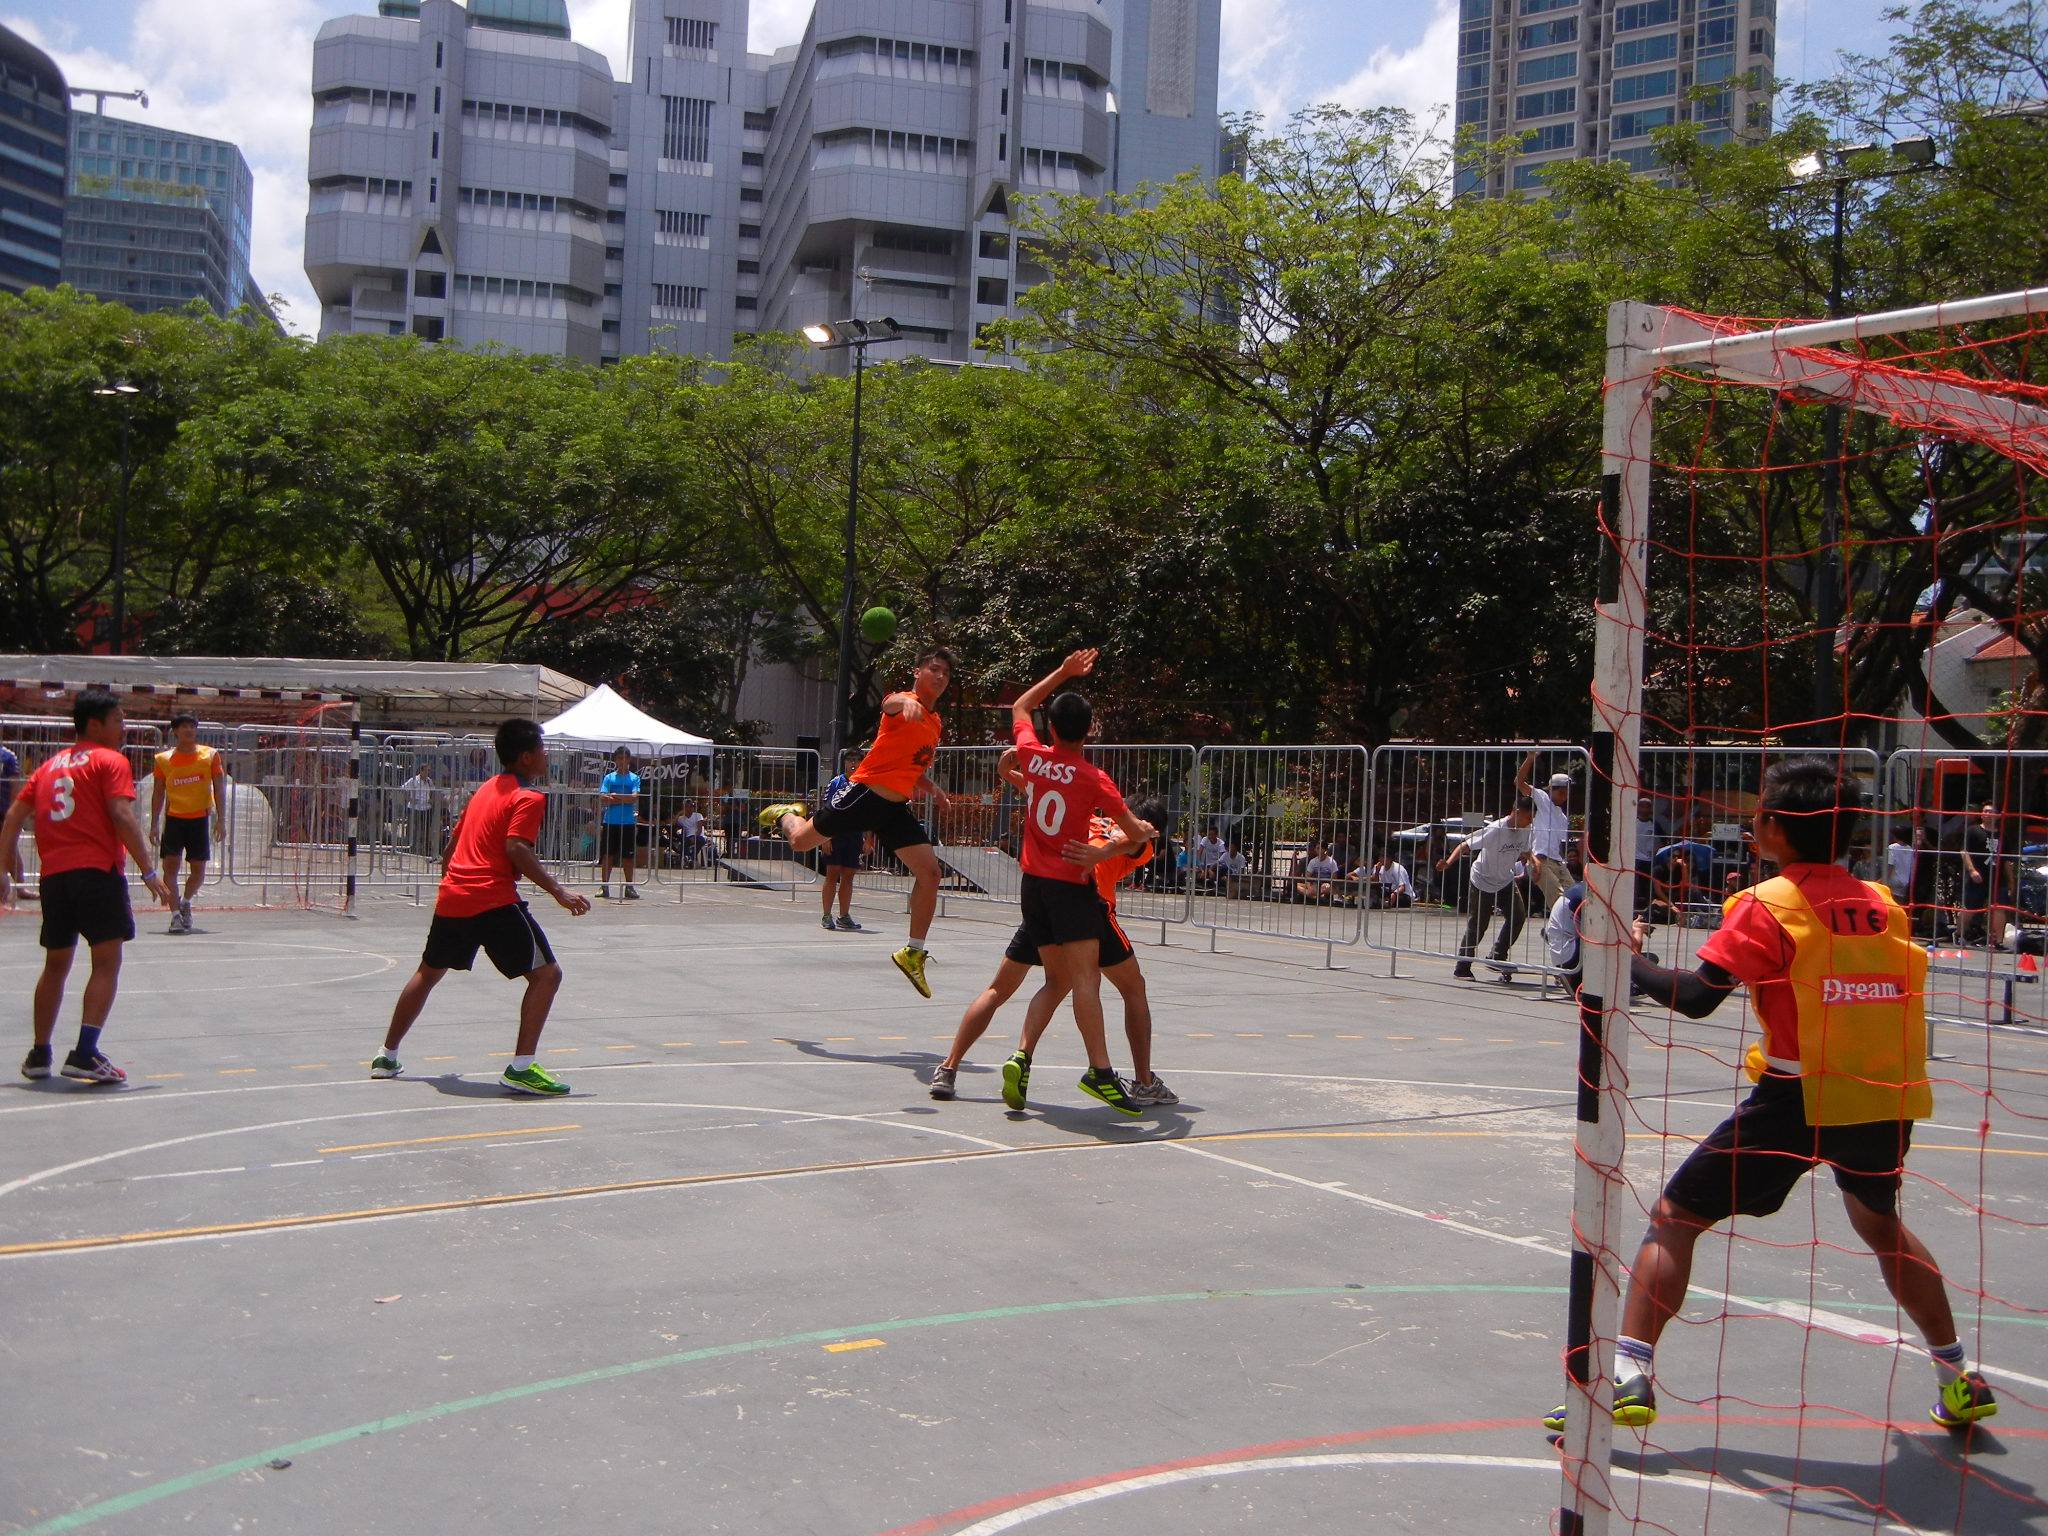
<box><xmin>1363</xmin><ymin>744</ymin><xmax>1589</xmax><ymax>979</ymax></box>
<box><xmin>1187</xmin><ymin>744</ymin><xmax>1369</xmax><ymax>966</ymax></box>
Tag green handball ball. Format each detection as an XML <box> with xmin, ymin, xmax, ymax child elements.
<box><xmin>860</xmin><ymin>606</ymin><xmax>897</xmax><ymax>645</ymax></box>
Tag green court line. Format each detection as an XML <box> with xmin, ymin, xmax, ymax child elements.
<box><xmin>16</xmin><ymin>1282</ymin><xmax>2044</xmax><ymax>1534</ymax></box>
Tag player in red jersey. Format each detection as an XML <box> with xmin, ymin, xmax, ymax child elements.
<box><xmin>758</xmin><ymin>647</ymin><xmax>956</xmax><ymax>997</ymax></box>
<box><xmin>370</xmin><ymin>718</ymin><xmax>592</xmax><ymax>1095</ymax></box>
<box><xmin>1</xmin><ymin>690</ymin><xmax>170</xmax><ymax>1083</ymax></box>
<box><xmin>1002</xmin><ymin>649</ymin><xmax>1154</xmax><ymax>1114</ymax></box>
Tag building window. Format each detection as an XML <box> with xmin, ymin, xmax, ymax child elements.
<box><xmin>1610</xmin><ymin>106</ymin><xmax>1675</xmax><ymax>139</ymax></box>
<box><xmin>411</xmin><ymin>315</ymin><xmax>444</xmax><ymax>341</ymax></box>
<box><xmin>736</xmin><ymin>259</ymin><xmax>759</xmax><ymax>273</ymax></box>
<box><xmin>1614</xmin><ymin>33</ymin><xmax>1677</xmax><ymax>67</ymax></box>
<box><xmin>413</xmin><ymin>269</ymin><xmax>446</xmax><ymax>298</ymax></box>
<box><xmin>1517</xmin><ymin>0</ymin><xmax>1574</xmax><ymax>11</ymax></box>
<box><xmin>1516</xmin><ymin>17</ymin><xmax>1577</xmax><ymax>47</ymax></box>
<box><xmin>743</xmin><ymin>110</ymin><xmax>774</xmax><ymax>131</ymax></box>
<box><xmin>1611</xmin><ymin>70</ymin><xmax>1675</xmax><ymax>104</ymax></box>
<box><xmin>1613</xmin><ymin>0</ymin><xmax>1677</xmax><ymax>32</ymax></box>
<box><xmin>976</xmin><ymin>276</ymin><xmax>1008</xmax><ymax>306</ymax></box>
<box><xmin>1515</xmin><ymin>87</ymin><xmax>1575</xmax><ymax>120</ymax></box>
<box><xmin>661</xmin><ymin>95</ymin><xmax>714</xmax><ymax>164</ymax></box>
<box><xmin>435</xmin><ymin>41</ymin><xmax>444</xmax><ymax>68</ymax></box>
<box><xmin>1521</xmin><ymin>122</ymin><xmax>1576</xmax><ymax>152</ymax></box>
<box><xmin>741</xmin><ymin>150</ymin><xmax>763</xmax><ymax>166</ymax></box>
<box><xmin>735</xmin><ymin>295</ymin><xmax>756</xmax><ymax>310</ymax></box>
<box><xmin>815</xmin><ymin>129</ymin><xmax>974</xmax><ymax>173</ymax></box>
<box><xmin>651</xmin><ymin>282</ymin><xmax>707</xmax><ymax>315</ymax></box>
<box><xmin>739</xmin><ymin>187</ymin><xmax>761</xmax><ymax>202</ymax></box>
<box><xmin>739</xmin><ymin>223</ymin><xmax>760</xmax><ymax>239</ymax></box>
<box><xmin>657</xmin><ymin>208</ymin><xmax>712</xmax><ymax>247</ymax></box>
<box><xmin>433</xmin><ymin>85</ymin><xmax>441</xmax><ymax>113</ymax></box>
<box><xmin>666</xmin><ymin>16</ymin><xmax>717</xmax><ymax>53</ymax></box>
<box><xmin>1515</xmin><ymin>51</ymin><xmax>1577</xmax><ymax>85</ymax></box>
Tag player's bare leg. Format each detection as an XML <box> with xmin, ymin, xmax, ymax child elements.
<box><xmin>943</xmin><ymin>960</ymin><xmax>1028</xmax><ymax>1071</ymax></box>
<box><xmin>380</xmin><ymin>964</ymin><xmax>447</xmax><ymax>1058</ymax></box>
<box><xmin>897</xmin><ymin>842</ymin><xmax>940</xmax><ymax>944</ymax></box>
<box><xmin>515</xmin><ymin>962</ymin><xmax>563</xmax><ymax>1057</ymax></box>
<box><xmin>31</xmin><ymin>945</ymin><xmax>74</xmax><ymax>1049</ymax></box>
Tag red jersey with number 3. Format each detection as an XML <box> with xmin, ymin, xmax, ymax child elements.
<box><xmin>436</xmin><ymin>772</ymin><xmax>547</xmax><ymax>918</ymax></box>
<box><xmin>16</xmin><ymin>743</ymin><xmax>135</xmax><ymax>876</ymax></box>
<box><xmin>1011</xmin><ymin>719</ymin><xmax>1129</xmax><ymax>884</ymax></box>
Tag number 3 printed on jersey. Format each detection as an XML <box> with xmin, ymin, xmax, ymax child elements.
<box><xmin>48</xmin><ymin>774</ymin><xmax>76</xmax><ymax>822</ymax></box>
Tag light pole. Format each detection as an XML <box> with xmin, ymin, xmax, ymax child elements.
<box><xmin>802</xmin><ymin>316</ymin><xmax>904</xmax><ymax>769</ymax></box>
<box><xmin>92</xmin><ymin>381</ymin><xmax>140</xmax><ymax>655</ymax></box>
<box><xmin>1785</xmin><ymin>136</ymin><xmax>1939</xmax><ymax>725</ymax></box>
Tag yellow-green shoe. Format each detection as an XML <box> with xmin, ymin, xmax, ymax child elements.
<box><xmin>892</xmin><ymin>945</ymin><xmax>932</xmax><ymax>998</ymax></box>
<box><xmin>1931</xmin><ymin>1371</ymin><xmax>1997</xmax><ymax>1428</ymax></box>
<box><xmin>502</xmin><ymin>1062</ymin><xmax>570</xmax><ymax>1096</ymax></box>
<box><xmin>757</xmin><ymin>802</ymin><xmax>805</xmax><ymax>833</ymax></box>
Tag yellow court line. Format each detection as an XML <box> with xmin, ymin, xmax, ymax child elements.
<box><xmin>1286</xmin><ymin>1033</ymin><xmax>1316</xmax><ymax>1039</ymax></box>
<box><xmin>544</xmin><ymin>1048</ymin><xmax>579</xmax><ymax>1055</ymax></box>
<box><xmin>824</xmin><ymin>1037</ymin><xmax>856</xmax><ymax>1043</ymax></box>
<box><xmin>662</xmin><ymin>1042</ymin><xmax>695</xmax><ymax>1048</ymax></box>
<box><xmin>0</xmin><ymin>1143</ymin><xmax>1097</xmax><ymax>1256</ymax></box>
<box><xmin>1335</xmin><ymin>1035</ymin><xmax>1365</xmax><ymax>1041</ymax></box>
<box><xmin>1187</xmin><ymin>1032</ymin><xmax>1216</xmax><ymax>1038</ymax></box>
<box><xmin>291</xmin><ymin>1064</ymin><xmax>329</xmax><ymax>1071</ymax></box>
<box><xmin>1386</xmin><ymin>1036</ymin><xmax>1416</xmax><ymax>1042</ymax></box>
<box><xmin>144</xmin><ymin>1073</ymin><xmax>184</xmax><ymax>1081</ymax></box>
<box><xmin>320</xmin><ymin>1124</ymin><xmax>581</xmax><ymax>1155</ymax></box>
<box><xmin>218</xmin><ymin>1068</ymin><xmax>256</xmax><ymax>1076</ymax></box>
<box><xmin>718</xmin><ymin>1040</ymin><xmax>750</xmax><ymax>1046</ymax></box>
<box><xmin>878</xmin><ymin>1035</ymin><xmax>907</xmax><ymax>1042</ymax></box>
<box><xmin>422</xmin><ymin>1055</ymin><xmax>457</xmax><ymax>1062</ymax></box>
<box><xmin>605</xmin><ymin>1045</ymin><xmax>634</xmax><ymax>1052</ymax></box>
<box><xmin>823</xmin><ymin>1338</ymin><xmax>886</xmax><ymax>1353</ymax></box>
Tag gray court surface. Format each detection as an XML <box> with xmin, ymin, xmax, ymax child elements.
<box><xmin>1</xmin><ymin>885</ymin><xmax>2042</xmax><ymax>1535</ymax></box>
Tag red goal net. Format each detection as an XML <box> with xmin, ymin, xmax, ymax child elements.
<box><xmin>1559</xmin><ymin>289</ymin><xmax>2048</xmax><ymax>1533</ymax></box>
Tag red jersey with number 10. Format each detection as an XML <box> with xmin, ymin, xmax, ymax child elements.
<box><xmin>1012</xmin><ymin>719</ymin><xmax>1129</xmax><ymax>884</ymax></box>
<box><xmin>16</xmin><ymin>743</ymin><xmax>135</xmax><ymax>876</ymax></box>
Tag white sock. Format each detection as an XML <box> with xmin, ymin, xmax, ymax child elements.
<box><xmin>1930</xmin><ymin>1339</ymin><xmax>1967</xmax><ymax>1385</ymax></box>
<box><xmin>1616</xmin><ymin>1336</ymin><xmax>1655</xmax><ymax>1381</ymax></box>
<box><xmin>509</xmin><ymin>1054</ymin><xmax>535</xmax><ymax>1072</ymax></box>
<box><xmin>906</xmin><ymin>938</ymin><xmax>927</xmax><ymax>953</ymax></box>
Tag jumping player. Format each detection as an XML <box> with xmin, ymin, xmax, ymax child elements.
<box><xmin>1545</xmin><ymin>757</ymin><xmax>1997</xmax><ymax>1434</ymax></box>
<box><xmin>149</xmin><ymin>714</ymin><xmax>227</xmax><ymax>934</ymax></box>
<box><xmin>1002</xmin><ymin>649</ymin><xmax>1154</xmax><ymax>1114</ymax></box>
<box><xmin>2</xmin><ymin>690</ymin><xmax>171</xmax><ymax>1083</ymax></box>
<box><xmin>371</xmin><ymin>718</ymin><xmax>592</xmax><ymax>1095</ymax></box>
<box><xmin>931</xmin><ymin>767</ymin><xmax>1173</xmax><ymax>1105</ymax></box>
<box><xmin>758</xmin><ymin>647</ymin><xmax>955</xmax><ymax>996</ymax></box>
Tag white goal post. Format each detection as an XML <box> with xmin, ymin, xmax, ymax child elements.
<box><xmin>1557</xmin><ymin>285</ymin><xmax>2048</xmax><ymax>1534</ymax></box>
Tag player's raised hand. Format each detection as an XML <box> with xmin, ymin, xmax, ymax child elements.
<box><xmin>1061</xmin><ymin>648</ymin><xmax>1099</xmax><ymax>680</ymax></box>
<box><xmin>1060</xmin><ymin>837</ymin><xmax>1116</xmax><ymax>868</ymax></box>
<box><xmin>557</xmin><ymin>888</ymin><xmax>593</xmax><ymax>916</ymax></box>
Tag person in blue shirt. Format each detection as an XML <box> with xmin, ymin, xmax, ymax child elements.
<box><xmin>598</xmin><ymin>746</ymin><xmax>642</xmax><ymax>901</ymax></box>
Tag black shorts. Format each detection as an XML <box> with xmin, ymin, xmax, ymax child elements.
<box><xmin>1005</xmin><ymin>902</ymin><xmax>1134</xmax><ymax>969</ymax></box>
<box><xmin>1019</xmin><ymin>872</ymin><xmax>1110</xmax><ymax>951</ymax></box>
<box><xmin>599</xmin><ymin>823</ymin><xmax>638</xmax><ymax>860</ymax></box>
<box><xmin>423</xmin><ymin>901</ymin><xmax>557</xmax><ymax>979</ymax></box>
<box><xmin>39</xmin><ymin>868</ymin><xmax>135</xmax><ymax>950</ymax></box>
<box><xmin>824</xmin><ymin>829</ymin><xmax>864</xmax><ymax>870</ymax></box>
<box><xmin>158</xmin><ymin>814</ymin><xmax>211</xmax><ymax>863</ymax></box>
<box><xmin>811</xmin><ymin>781</ymin><xmax>929</xmax><ymax>854</ymax></box>
<box><xmin>1663</xmin><ymin>1072</ymin><xmax>1912</xmax><ymax>1222</ymax></box>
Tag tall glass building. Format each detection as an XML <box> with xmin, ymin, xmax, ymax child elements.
<box><xmin>0</xmin><ymin>24</ymin><xmax>69</xmax><ymax>295</ymax></box>
<box><xmin>63</xmin><ymin>110</ymin><xmax>270</xmax><ymax>318</ymax></box>
<box><xmin>1455</xmin><ymin>0</ymin><xmax>1775</xmax><ymax>197</ymax></box>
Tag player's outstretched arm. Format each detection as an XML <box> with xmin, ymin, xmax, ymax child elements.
<box><xmin>1624</xmin><ymin>916</ymin><xmax>1737</xmax><ymax>1017</ymax></box>
<box><xmin>1011</xmin><ymin>648</ymin><xmax>1097</xmax><ymax>729</ymax></box>
<box><xmin>507</xmin><ymin>836</ymin><xmax>590</xmax><ymax>915</ymax></box>
<box><xmin>1435</xmin><ymin>837</ymin><xmax>1473</xmax><ymax>873</ymax></box>
<box><xmin>995</xmin><ymin>748</ymin><xmax>1027</xmax><ymax>793</ymax></box>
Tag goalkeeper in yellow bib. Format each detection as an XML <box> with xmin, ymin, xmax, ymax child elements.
<box><xmin>1548</xmin><ymin>757</ymin><xmax>1996</xmax><ymax>1435</ymax></box>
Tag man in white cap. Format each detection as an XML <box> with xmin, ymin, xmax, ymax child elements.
<box><xmin>1517</xmin><ymin>750</ymin><xmax>1574</xmax><ymax>911</ymax></box>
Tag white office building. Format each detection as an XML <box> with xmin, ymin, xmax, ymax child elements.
<box><xmin>304</xmin><ymin>0</ymin><xmax>1226</xmax><ymax>364</ymax></box>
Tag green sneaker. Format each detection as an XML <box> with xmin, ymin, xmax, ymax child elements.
<box><xmin>369</xmin><ymin>1053</ymin><xmax>403</xmax><ymax>1079</ymax></box>
<box><xmin>892</xmin><ymin>945</ymin><xmax>932</xmax><ymax>998</ymax></box>
<box><xmin>1078</xmin><ymin>1067</ymin><xmax>1144</xmax><ymax>1117</ymax></box>
<box><xmin>1543</xmin><ymin>1374</ymin><xmax>1656</xmax><ymax>1434</ymax></box>
<box><xmin>757</xmin><ymin>801</ymin><xmax>805</xmax><ymax>833</ymax></box>
<box><xmin>1931</xmin><ymin>1371</ymin><xmax>1997</xmax><ymax>1428</ymax></box>
<box><xmin>1000</xmin><ymin>1050</ymin><xmax>1031</xmax><ymax>1110</ymax></box>
<box><xmin>502</xmin><ymin>1062</ymin><xmax>570</xmax><ymax>1096</ymax></box>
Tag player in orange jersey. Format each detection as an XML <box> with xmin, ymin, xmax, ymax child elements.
<box><xmin>759</xmin><ymin>647</ymin><xmax>956</xmax><ymax>997</ymax></box>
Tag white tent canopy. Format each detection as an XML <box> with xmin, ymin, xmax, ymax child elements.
<box><xmin>540</xmin><ymin>685</ymin><xmax>712</xmax><ymax>757</ymax></box>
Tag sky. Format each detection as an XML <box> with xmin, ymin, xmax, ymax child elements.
<box><xmin>9</xmin><ymin>0</ymin><xmax>1906</xmax><ymax>335</ymax></box>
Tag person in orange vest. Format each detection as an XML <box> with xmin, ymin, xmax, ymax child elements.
<box><xmin>1546</xmin><ymin>756</ymin><xmax>1996</xmax><ymax>1435</ymax></box>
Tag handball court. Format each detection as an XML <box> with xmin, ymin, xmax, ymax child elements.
<box><xmin>1</xmin><ymin>886</ymin><xmax>2042</xmax><ymax>1535</ymax></box>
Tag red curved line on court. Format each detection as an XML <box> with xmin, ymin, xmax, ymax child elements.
<box><xmin>876</xmin><ymin>1414</ymin><xmax>2047</xmax><ymax>1536</ymax></box>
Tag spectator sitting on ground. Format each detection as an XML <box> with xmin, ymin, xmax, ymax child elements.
<box><xmin>1221</xmin><ymin>844</ymin><xmax>1252</xmax><ymax>898</ymax></box>
<box><xmin>1360</xmin><ymin>847</ymin><xmax>1416</xmax><ymax>909</ymax></box>
<box><xmin>673</xmin><ymin>800</ymin><xmax>709</xmax><ymax>865</ymax></box>
<box><xmin>1298</xmin><ymin>842</ymin><xmax>1341</xmax><ymax>904</ymax></box>
<box><xmin>1192</xmin><ymin>825</ymin><xmax>1228</xmax><ymax>890</ymax></box>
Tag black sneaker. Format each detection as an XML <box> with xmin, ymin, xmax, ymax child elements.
<box><xmin>1078</xmin><ymin>1067</ymin><xmax>1144</xmax><ymax>1117</ymax></box>
<box><xmin>1452</xmin><ymin>965</ymin><xmax>1475</xmax><ymax>979</ymax></box>
<box><xmin>20</xmin><ymin>1044</ymin><xmax>52</xmax><ymax>1081</ymax></box>
<box><xmin>929</xmin><ymin>1066</ymin><xmax>957</xmax><ymax>1100</ymax></box>
<box><xmin>61</xmin><ymin>1050</ymin><xmax>126</xmax><ymax>1085</ymax></box>
<box><xmin>623</xmin><ymin>887</ymin><xmax>641</xmax><ymax>901</ymax></box>
<box><xmin>1001</xmin><ymin>1050</ymin><xmax>1031</xmax><ymax>1110</ymax></box>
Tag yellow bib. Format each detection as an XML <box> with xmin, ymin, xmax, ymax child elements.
<box><xmin>1738</xmin><ymin>875</ymin><xmax>1932</xmax><ymax>1126</ymax></box>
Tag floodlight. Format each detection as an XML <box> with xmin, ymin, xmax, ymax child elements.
<box><xmin>801</xmin><ymin>322</ymin><xmax>835</xmax><ymax>347</ymax></box>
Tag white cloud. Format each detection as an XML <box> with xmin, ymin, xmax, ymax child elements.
<box><xmin>1323</xmin><ymin>0</ymin><xmax>1457</xmax><ymax>124</ymax></box>
<box><xmin>1220</xmin><ymin>0</ymin><xmax>1303</xmax><ymax>122</ymax></box>
<box><xmin>6</xmin><ymin>0</ymin><xmax>326</xmax><ymax>332</ymax></box>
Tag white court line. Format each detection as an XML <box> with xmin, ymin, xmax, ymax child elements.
<box><xmin>127</xmin><ymin>1166</ymin><xmax>246</xmax><ymax>1182</ymax></box>
<box><xmin>944</xmin><ymin>1452</ymin><xmax>1926</xmax><ymax>1536</ymax></box>
<box><xmin>269</xmin><ymin>1160</ymin><xmax>321</xmax><ymax>1169</ymax></box>
<box><xmin>0</xmin><ymin>1098</ymin><xmax>1010</xmax><ymax>1202</ymax></box>
<box><xmin>1165</xmin><ymin>1140</ymin><xmax>2048</xmax><ymax>1398</ymax></box>
<box><xmin>484</xmin><ymin>1137</ymin><xmax>571</xmax><ymax>1149</ymax></box>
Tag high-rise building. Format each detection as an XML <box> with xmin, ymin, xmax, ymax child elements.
<box><xmin>1455</xmin><ymin>0</ymin><xmax>1775</xmax><ymax>197</ymax></box>
<box><xmin>305</xmin><ymin>0</ymin><xmax>614</xmax><ymax>357</ymax></box>
<box><xmin>0</xmin><ymin>25</ymin><xmax>69</xmax><ymax>296</ymax></box>
<box><xmin>305</xmin><ymin>0</ymin><xmax>1225</xmax><ymax>364</ymax></box>
<box><xmin>62</xmin><ymin>110</ymin><xmax>270</xmax><ymax>319</ymax></box>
